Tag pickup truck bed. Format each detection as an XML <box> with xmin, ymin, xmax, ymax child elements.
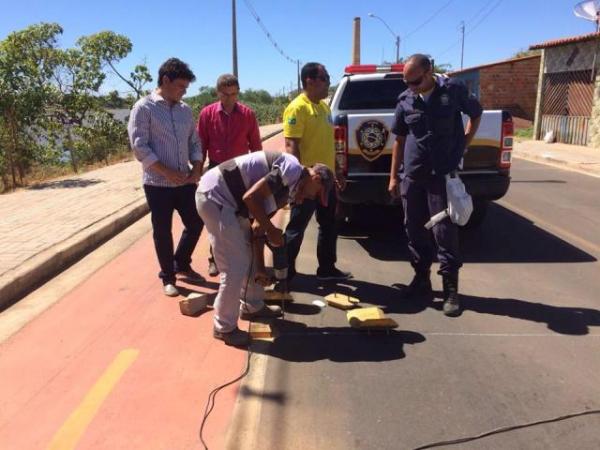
<box><xmin>330</xmin><ymin>67</ymin><xmax>513</xmax><ymax>227</ymax></box>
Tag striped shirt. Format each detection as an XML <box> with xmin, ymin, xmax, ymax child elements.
<box><xmin>128</xmin><ymin>91</ymin><xmax>203</xmax><ymax>187</ymax></box>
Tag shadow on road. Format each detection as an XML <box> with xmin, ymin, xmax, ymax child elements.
<box><xmin>28</xmin><ymin>178</ymin><xmax>104</xmax><ymax>190</ymax></box>
<box><xmin>342</xmin><ymin>203</ymin><xmax>596</xmax><ymax>264</ymax></box>
<box><xmin>456</xmin><ymin>293</ymin><xmax>600</xmax><ymax>335</ymax></box>
<box><xmin>288</xmin><ymin>274</ymin><xmax>600</xmax><ymax>336</ymax></box>
<box><xmin>510</xmin><ymin>179</ymin><xmax>567</xmax><ymax>184</ymax></box>
<box><xmin>251</xmin><ymin>319</ymin><xmax>425</xmax><ymax>363</ymax></box>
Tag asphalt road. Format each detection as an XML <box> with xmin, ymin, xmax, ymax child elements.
<box><xmin>229</xmin><ymin>158</ymin><xmax>600</xmax><ymax>450</ymax></box>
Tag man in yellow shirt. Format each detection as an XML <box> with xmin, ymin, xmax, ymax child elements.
<box><xmin>281</xmin><ymin>62</ymin><xmax>352</xmax><ymax>283</ymax></box>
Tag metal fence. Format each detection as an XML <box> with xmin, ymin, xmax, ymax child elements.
<box><xmin>542</xmin><ymin>70</ymin><xmax>594</xmax><ymax>116</ymax></box>
<box><xmin>540</xmin><ymin>114</ymin><xmax>589</xmax><ymax>145</ymax></box>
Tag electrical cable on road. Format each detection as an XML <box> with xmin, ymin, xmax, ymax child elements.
<box><xmin>413</xmin><ymin>408</ymin><xmax>600</xmax><ymax>449</ymax></box>
<box><xmin>198</xmin><ymin>232</ymin><xmax>256</xmax><ymax>450</ymax></box>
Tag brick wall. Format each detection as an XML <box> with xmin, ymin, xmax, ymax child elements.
<box><xmin>479</xmin><ymin>56</ymin><xmax>541</xmax><ymax>121</ymax></box>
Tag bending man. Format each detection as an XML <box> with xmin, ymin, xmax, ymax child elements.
<box><xmin>196</xmin><ymin>151</ymin><xmax>334</xmax><ymax>346</ymax></box>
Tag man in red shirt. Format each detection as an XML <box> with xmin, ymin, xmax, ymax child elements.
<box><xmin>197</xmin><ymin>74</ymin><xmax>262</xmax><ymax>276</ymax></box>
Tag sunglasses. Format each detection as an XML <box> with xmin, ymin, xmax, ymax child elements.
<box><xmin>314</xmin><ymin>74</ymin><xmax>330</xmax><ymax>83</ymax></box>
<box><xmin>405</xmin><ymin>75</ymin><xmax>424</xmax><ymax>87</ymax></box>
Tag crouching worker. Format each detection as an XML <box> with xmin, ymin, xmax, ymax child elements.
<box><xmin>196</xmin><ymin>150</ymin><xmax>334</xmax><ymax>346</ymax></box>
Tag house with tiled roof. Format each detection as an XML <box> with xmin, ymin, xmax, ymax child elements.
<box><xmin>449</xmin><ymin>55</ymin><xmax>541</xmax><ymax>123</ymax></box>
<box><xmin>530</xmin><ymin>32</ymin><xmax>600</xmax><ymax>147</ymax></box>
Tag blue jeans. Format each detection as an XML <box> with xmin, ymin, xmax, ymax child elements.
<box><xmin>284</xmin><ymin>187</ymin><xmax>338</xmax><ymax>277</ymax></box>
<box><xmin>144</xmin><ymin>184</ymin><xmax>203</xmax><ymax>284</ymax></box>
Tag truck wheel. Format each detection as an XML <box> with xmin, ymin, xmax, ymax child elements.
<box><xmin>462</xmin><ymin>200</ymin><xmax>489</xmax><ymax>229</ymax></box>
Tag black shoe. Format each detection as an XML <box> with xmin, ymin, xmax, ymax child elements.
<box><xmin>176</xmin><ymin>267</ymin><xmax>206</xmax><ymax>283</ymax></box>
<box><xmin>316</xmin><ymin>267</ymin><xmax>353</xmax><ymax>281</ymax></box>
<box><xmin>393</xmin><ymin>271</ymin><xmax>432</xmax><ymax>299</ymax></box>
<box><xmin>240</xmin><ymin>304</ymin><xmax>282</xmax><ymax>321</ymax></box>
<box><xmin>208</xmin><ymin>260</ymin><xmax>219</xmax><ymax>277</ymax></box>
<box><xmin>442</xmin><ymin>274</ymin><xmax>461</xmax><ymax>317</ymax></box>
<box><xmin>213</xmin><ymin>327</ymin><xmax>249</xmax><ymax>347</ymax></box>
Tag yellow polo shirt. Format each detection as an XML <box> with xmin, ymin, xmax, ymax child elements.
<box><xmin>283</xmin><ymin>93</ymin><xmax>335</xmax><ymax>171</ymax></box>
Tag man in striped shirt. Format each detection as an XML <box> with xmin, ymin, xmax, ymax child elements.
<box><xmin>128</xmin><ymin>58</ymin><xmax>205</xmax><ymax>297</ymax></box>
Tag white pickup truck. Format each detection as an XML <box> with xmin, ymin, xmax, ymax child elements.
<box><xmin>330</xmin><ymin>64</ymin><xmax>513</xmax><ymax>228</ymax></box>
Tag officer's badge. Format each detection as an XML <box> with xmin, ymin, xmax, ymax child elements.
<box><xmin>440</xmin><ymin>94</ymin><xmax>450</xmax><ymax>106</ymax></box>
<box><xmin>355</xmin><ymin>120</ymin><xmax>389</xmax><ymax>161</ymax></box>
<box><xmin>288</xmin><ymin>117</ymin><xmax>296</xmax><ymax>125</ymax></box>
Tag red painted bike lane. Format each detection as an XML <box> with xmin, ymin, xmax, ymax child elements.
<box><xmin>0</xmin><ymin>133</ymin><xmax>287</xmax><ymax>450</ymax></box>
<box><xmin>0</xmin><ymin>225</ymin><xmax>248</xmax><ymax>449</ymax></box>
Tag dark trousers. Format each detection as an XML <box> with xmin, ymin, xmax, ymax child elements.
<box><xmin>284</xmin><ymin>187</ymin><xmax>338</xmax><ymax>275</ymax></box>
<box><xmin>144</xmin><ymin>184</ymin><xmax>204</xmax><ymax>284</ymax></box>
<box><xmin>401</xmin><ymin>175</ymin><xmax>461</xmax><ymax>276</ymax></box>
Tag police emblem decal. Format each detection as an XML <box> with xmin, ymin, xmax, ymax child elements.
<box><xmin>355</xmin><ymin>120</ymin><xmax>389</xmax><ymax>161</ymax></box>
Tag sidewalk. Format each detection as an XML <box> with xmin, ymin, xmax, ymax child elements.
<box><xmin>0</xmin><ymin>123</ymin><xmax>283</xmax><ymax>309</ymax></box>
<box><xmin>513</xmin><ymin>139</ymin><xmax>600</xmax><ymax>178</ymax></box>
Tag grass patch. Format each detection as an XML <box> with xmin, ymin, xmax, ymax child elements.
<box><xmin>515</xmin><ymin>126</ymin><xmax>533</xmax><ymax>141</ymax></box>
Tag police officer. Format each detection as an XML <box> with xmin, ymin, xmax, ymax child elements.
<box><xmin>388</xmin><ymin>54</ymin><xmax>482</xmax><ymax>316</ymax></box>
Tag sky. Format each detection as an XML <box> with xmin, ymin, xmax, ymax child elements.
<box><xmin>1</xmin><ymin>0</ymin><xmax>596</xmax><ymax>96</ymax></box>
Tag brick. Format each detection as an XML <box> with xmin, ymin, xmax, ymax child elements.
<box><xmin>179</xmin><ymin>293</ymin><xmax>209</xmax><ymax>316</ymax></box>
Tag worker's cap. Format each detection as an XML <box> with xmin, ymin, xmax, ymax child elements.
<box><xmin>312</xmin><ymin>163</ymin><xmax>334</xmax><ymax>207</ymax></box>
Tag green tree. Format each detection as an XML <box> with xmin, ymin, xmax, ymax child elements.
<box><xmin>0</xmin><ymin>22</ymin><xmax>63</xmax><ymax>189</ymax></box>
<box><xmin>513</xmin><ymin>48</ymin><xmax>541</xmax><ymax>59</ymax></box>
<box><xmin>78</xmin><ymin>32</ymin><xmax>152</xmax><ymax>99</ymax></box>
<box><xmin>51</xmin><ymin>46</ymin><xmax>105</xmax><ymax>171</ymax></box>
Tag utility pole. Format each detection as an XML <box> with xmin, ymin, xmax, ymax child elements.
<box><xmin>368</xmin><ymin>13</ymin><xmax>400</xmax><ymax>63</ymax></box>
<box><xmin>460</xmin><ymin>21</ymin><xmax>465</xmax><ymax>70</ymax></box>
<box><xmin>297</xmin><ymin>60</ymin><xmax>300</xmax><ymax>94</ymax></box>
<box><xmin>232</xmin><ymin>0</ymin><xmax>238</xmax><ymax>77</ymax></box>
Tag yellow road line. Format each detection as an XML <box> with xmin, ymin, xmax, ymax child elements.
<box><xmin>498</xmin><ymin>200</ymin><xmax>600</xmax><ymax>256</ymax></box>
<box><xmin>47</xmin><ymin>349</ymin><xmax>139</xmax><ymax>450</ymax></box>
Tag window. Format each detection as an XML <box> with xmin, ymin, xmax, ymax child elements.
<box><xmin>338</xmin><ymin>79</ymin><xmax>407</xmax><ymax>110</ymax></box>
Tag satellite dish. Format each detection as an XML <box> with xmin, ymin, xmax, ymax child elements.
<box><xmin>574</xmin><ymin>0</ymin><xmax>600</xmax><ymax>22</ymax></box>
<box><xmin>574</xmin><ymin>1</ymin><xmax>600</xmax><ymax>82</ymax></box>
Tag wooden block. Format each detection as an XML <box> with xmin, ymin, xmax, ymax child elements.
<box><xmin>249</xmin><ymin>322</ymin><xmax>273</xmax><ymax>339</ymax></box>
<box><xmin>325</xmin><ymin>293</ymin><xmax>359</xmax><ymax>310</ymax></box>
<box><xmin>264</xmin><ymin>289</ymin><xmax>294</xmax><ymax>303</ymax></box>
<box><xmin>179</xmin><ymin>293</ymin><xmax>209</xmax><ymax>316</ymax></box>
<box><xmin>347</xmin><ymin>307</ymin><xmax>398</xmax><ymax>329</ymax></box>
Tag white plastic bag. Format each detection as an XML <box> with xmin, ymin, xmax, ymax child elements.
<box><xmin>445</xmin><ymin>173</ymin><xmax>473</xmax><ymax>226</ymax></box>
<box><xmin>425</xmin><ymin>173</ymin><xmax>473</xmax><ymax>229</ymax></box>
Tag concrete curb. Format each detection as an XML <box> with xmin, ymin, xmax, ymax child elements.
<box><xmin>513</xmin><ymin>150</ymin><xmax>600</xmax><ymax>179</ymax></box>
<box><xmin>0</xmin><ymin>198</ymin><xmax>149</xmax><ymax>311</ymax></box>
<box><xmin>260</xmin><ymin>128</ymin><xmax>283</xmax><ymax>142</ymax></box>
<box><xmin>0</xmin><ymin>127</ymin><xmax>284</xmax><ymax>311</ymax></box>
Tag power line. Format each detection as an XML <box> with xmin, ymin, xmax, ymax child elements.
<box><xmin>404</xmin><ymin>0</ymin><xmax>456</xmax><ymax>40</ymax></box>
<box><xmin>465</xmin><ymin>0</ymin><xmax>498</xmax><ymax>26</ymax></box>
<box><xmin>436</xmin><ymin>0</ymin><xmax>504</xmax><ymax>60</ymax></box>
<box><xmin>242</xmin><ymin>0</ymin><xmax>299</xmax><ymax>65</ymax></box>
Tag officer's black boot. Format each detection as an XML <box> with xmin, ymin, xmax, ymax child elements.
<box><xmin>397</xmin><ymin>270</ymin><xmax>432</xmax><ymax>299</ymax></box>
<box><xmin>442</xmin><ymin>274</ymin><xmax>461</xmax><ymax>317</ymax></box>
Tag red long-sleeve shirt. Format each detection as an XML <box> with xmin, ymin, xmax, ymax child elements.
<box><xmin>197</xmin><ymin>101</ymin><xmax>262</xmax><ymax>164</ymax></box>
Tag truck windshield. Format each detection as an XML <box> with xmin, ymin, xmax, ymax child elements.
<box><xmin>338</xmin><ymin>79</ymin><xmax>407</xmax><ymax>110</ymax></box>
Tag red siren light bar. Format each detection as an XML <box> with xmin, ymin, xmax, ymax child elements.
<box><xmin>344</xmin><ymin>64</ymin><xmax>405</xmax><ymax>74</ymax></box>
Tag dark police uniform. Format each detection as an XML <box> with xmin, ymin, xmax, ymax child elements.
<box><xmin>391</xmin><ymin>76</ymin><xmax>482</xmax><ymax>277</ymax></box>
